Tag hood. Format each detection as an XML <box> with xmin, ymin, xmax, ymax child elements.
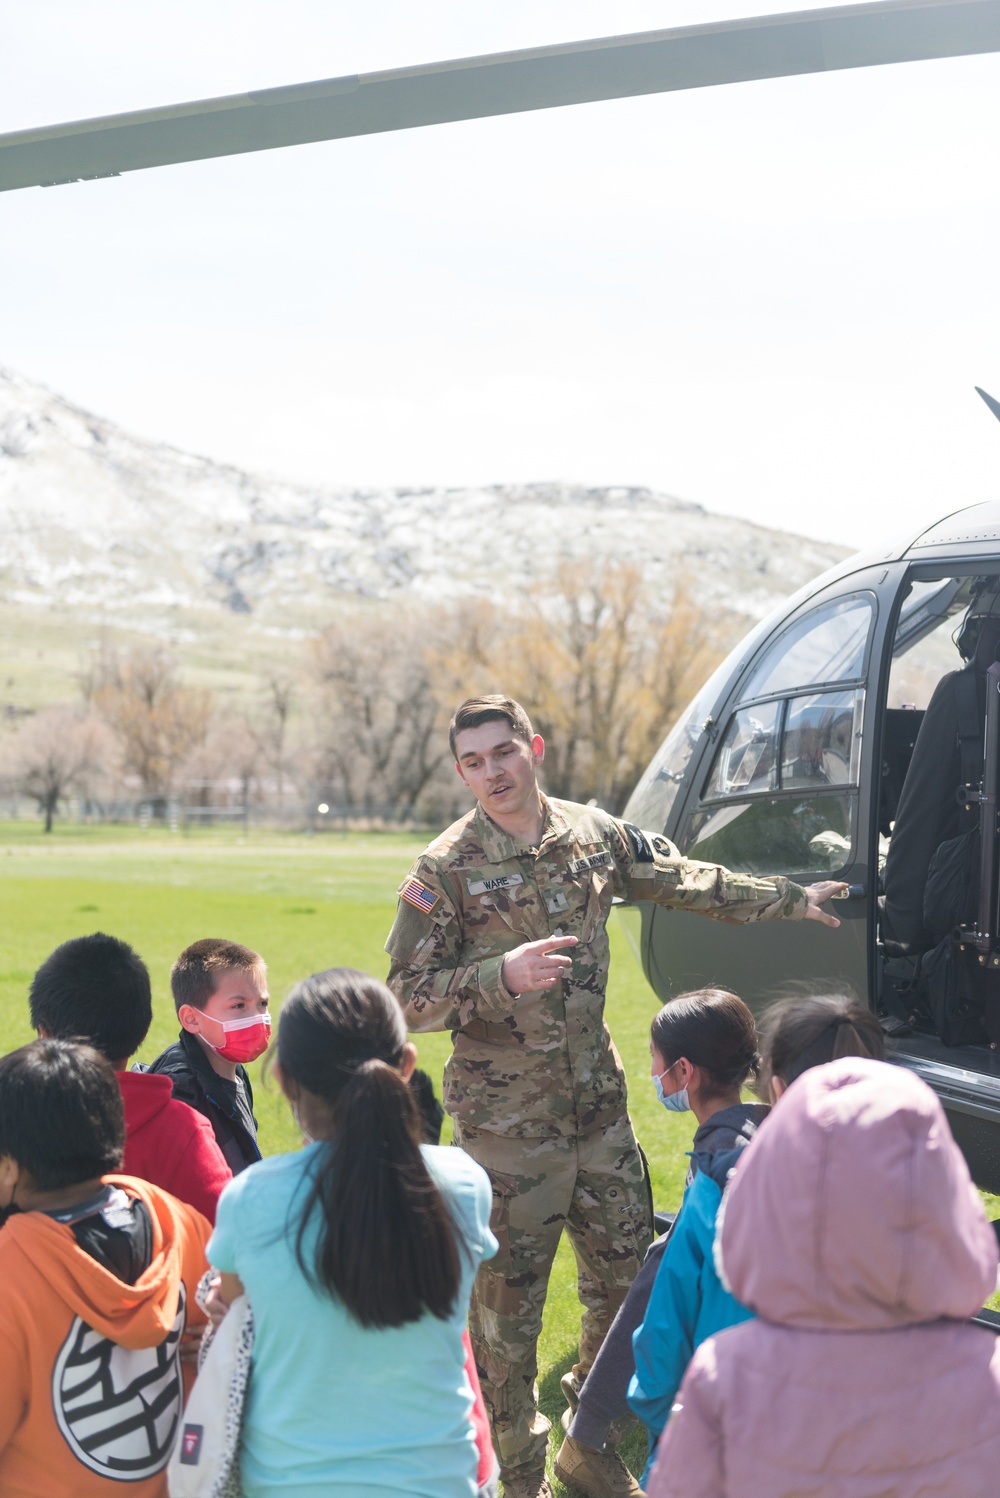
<box><xmin>718</xmin><ymin>1058</ymin><xmax>998</xmax><ymax>1330</ymax></box>
<box><xmin>3</xmin><ymin>1174</ymin><xmax>190</xmax><ymax>1349</ymax></box>
<box><xmin>117</xmin><ymin>1069</ymin><xmax>174</xmax><ymax>1130</ymax></box>
<box><xmin>692</xmin><ymin>1101</ymin><xmax>769</xmax><ymax>1157</ymax></box>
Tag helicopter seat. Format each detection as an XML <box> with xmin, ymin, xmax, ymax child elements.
<box><xmin>880</xmin><ymin>612</ymin><xmax>1000</xmax><ymax>1045</ymax></box>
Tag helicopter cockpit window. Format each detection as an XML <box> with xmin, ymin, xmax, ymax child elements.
<box><xmin>741</xmin><ymin>596</ymin><xmax>874</xmax><ymax>701</ymax></box>
<box><xmin>690</xmin><ymin>687</ymin><xmax>862</xmax><ymax>876</ymax></box>
<box><xmin>684</xmin><ymin>793</ymin><xmax>853</xmax><ymax>877</ymax></box>
<box><xmin>682</xmin><ymin>589</ymin><xmax>872</xmax><ymax>879</ymax></box>
<box><xmin>704</xmin><ymin>703</ymin><xmax>779</xmax><ymax>798</ymax></box>
<box><xmin>781</xmin><ymin>690</ymin><xmax>862</xmax><ymax>789</ymax></box>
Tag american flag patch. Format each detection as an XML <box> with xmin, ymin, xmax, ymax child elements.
<box><xmin>401</xmin><ymin>878</ymin><xmax>440</xmax><ymax>914</ymax></box>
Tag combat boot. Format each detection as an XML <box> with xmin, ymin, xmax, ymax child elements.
<box><xmin>554</xmin><ymin>1433</ymin><xmax>645</xmax><ymax>1497</ymax></box>
<box><xmin>500</xmin><ymin>1465</ymin><xmax>553</xmax><ymax>1498</ymax></box>
<box><xmin>560</xmin><ymin>1368</ymin><xmax>584</xmax><ymax>1414</ymax></box>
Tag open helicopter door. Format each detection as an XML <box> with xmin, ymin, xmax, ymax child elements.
<box><xmin>627</xmin><ymin>560</ymin><xmax>907</xmax><ymax>1010</ymax></box>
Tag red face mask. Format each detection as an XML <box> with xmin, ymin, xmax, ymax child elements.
<box><xmin>202</xmin><ymin>1012</ymin><xmax>272</xmax><ymax>1065</ymax></box>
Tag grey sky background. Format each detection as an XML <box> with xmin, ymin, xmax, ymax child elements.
<box><xmin>3</xmin><ymin>1</ymin><xmax>1000</xmax><ymax>548</ymax></box>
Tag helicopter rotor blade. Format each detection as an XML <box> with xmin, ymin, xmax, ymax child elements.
<box><xmin>976</xmin><ymin>387</ymin><xmax>1000</xmax><ymax>426</ymax></box>
<box><xmin>2</xmin><ymin>0</ymin><xmax>1000</xmax><ymax>194</ymax></box>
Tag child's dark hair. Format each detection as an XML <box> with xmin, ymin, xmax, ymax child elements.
<box><xmin>28</xmin><ymin>932</ymin><xmax>152</xmax><ymax>1063</ymax></box>
<box><xmin>757</xmin><ymin>990</ymin><xmax>886</xmax><ymax>1096</ymax></box>
<box><xmin>170</xmin><ymin>937</ymin><xmax>265</xmax><ymax>1013</ymax></box>
<box><xmin>277</xmin><ymin>968</ymin><xmax>461</xmax><ymax>1329</ymax></box>
<box><xmin>0</xmin><ymin>1040</ymin><xmax>124</xmax><ymax>1189</ymax></box>
<box><xmin>650</xmin><ymin>988</ymin><xmax>759</xmax><ymax>1094</ymax></box>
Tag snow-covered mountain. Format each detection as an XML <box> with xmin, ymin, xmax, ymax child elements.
<box><xmin>0</xmin><ymin>365</ymin><xmax>847</xmax><ymax>635</ymax></box>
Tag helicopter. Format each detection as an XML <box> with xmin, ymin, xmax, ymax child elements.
<box><xmin>622</xmin><ymin>463</ymin><xmax>1000</xmax><ymax>1193</ymax></box>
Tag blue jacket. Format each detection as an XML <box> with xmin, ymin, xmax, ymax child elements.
<box><xmin>627</xmin><ymin>1135</ymin><xmax>759</xmax><ymax>1485</ymax></box>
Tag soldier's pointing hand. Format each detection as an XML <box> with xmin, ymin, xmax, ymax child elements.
<box><xmin>501</xmin><ymin>935</ymin><xmax>579</xmax><ymax>996</ymax></box>
<box><xmin>802</xmin><ymin>880</ymin><xmax>849</xmax><ymax>928</ymax></box>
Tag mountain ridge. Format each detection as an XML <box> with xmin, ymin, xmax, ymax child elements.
<box><xmin>0</xmin><ymin>364</ymin><xmax>851</xmax><ymax>712</ymax></box>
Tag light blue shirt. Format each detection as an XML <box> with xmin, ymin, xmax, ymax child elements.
<box><xmin>208</xmin><ymin>1141</ymin><xmax>497</xmax><ymax>1498</ymax></box>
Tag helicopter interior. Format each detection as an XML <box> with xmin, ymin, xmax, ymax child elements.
<box><xmin>878</xmin><ymin>572</ymin><xmax>1000</xmax><ymax>1062</ymax></box>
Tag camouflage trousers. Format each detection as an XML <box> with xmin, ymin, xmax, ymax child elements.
<box><xmin>454</xmin><ymin>1113</ymin><xmax>653</xmax><ymax>1477</ymax></box>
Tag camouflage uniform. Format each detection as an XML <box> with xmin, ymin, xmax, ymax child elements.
<box><xmin>385</xmin><ymin>796</ymin><xmax>807</xmax><ymax>1476</ymax></box>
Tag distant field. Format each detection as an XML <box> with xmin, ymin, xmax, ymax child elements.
<box><xmin>3</xmin><ymin>820</ymin><xmax>997</xmax><ymax>1488</ymax></box>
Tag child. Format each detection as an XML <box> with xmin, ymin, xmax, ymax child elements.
<box><xmin>207</xmin><ymin>967</ymin><xmax>497</xmax><ymax>1497</ymax></box>
<box><xmin>628</xmin><ymin>992</ymin><xmax>885</xmax><ymax>1491</ymax></box>
<box><xmin>29</xmin><ymin>931</ymin><xmax>231</xmax><ymax>1223</ymax></box>
<box><xmin>149</xmin><ymin>937</ymin><xmax>270</xmax><ymax>1173</ymax></box>
<box><xmin>0</xmin><ymin>1038</ymin><xmax>211</xmax><ymax>1498</ymax></box>
<box><xmin>556</xmin><ymin>988</ymin><xmax>766</xmax><ymax>1498</ymax></box>
<box><xmin>647</xmin><ymin>1056</ymin><xmax>1000</xmax><ymax>1497</ymax></box>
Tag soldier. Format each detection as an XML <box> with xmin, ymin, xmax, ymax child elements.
<box><xmin>385</xmin><ymin>696</ymin><xmax>845</xmax><ymax>1498</ymax></box>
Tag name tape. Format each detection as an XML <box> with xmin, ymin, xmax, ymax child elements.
<box><xmin>467</xmin><ymin>872</ymin><xmax>525</xmax><ymax>895</ymax></box>
<box><xmin>569</xmin><ymin>850</ymin><xmax>614</xmax><ymax>875</ymax></box>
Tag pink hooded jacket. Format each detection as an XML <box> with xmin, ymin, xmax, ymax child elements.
<box><xmin>647</xmin><ymin>1058</ymin><xmax>1000</xmax><ymax>1498</ymax></box>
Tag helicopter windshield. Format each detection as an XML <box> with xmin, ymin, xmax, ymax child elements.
<box><xmin>623</xmin><ymin>656</ymin><xmax>737</xmax><ymax>832</ymax></box>
<box><xmin>741</xmin><ymin>595</ymin><xmax>873</xmax><ymax>700</ymax></box>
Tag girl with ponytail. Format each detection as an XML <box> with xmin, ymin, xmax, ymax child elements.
<box><xmin>206</xmin><ymin>969</ymin><xmax>497</xmax><ymax>1498</ymax></box>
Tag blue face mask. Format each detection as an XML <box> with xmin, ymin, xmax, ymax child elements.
<box><xmin>653</xmin><ymin>1061</ymin><xmax>690</xmax><ymax>1112</ymax></box>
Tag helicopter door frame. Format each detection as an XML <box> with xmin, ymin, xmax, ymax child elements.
<box><xmin>868</xmin><ymin>557</ymin><xmax>1000</xmax><ymax>1008</ymax></box>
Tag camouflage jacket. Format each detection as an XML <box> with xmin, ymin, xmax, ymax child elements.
<box><xmin>385</xmin><ymin>796</ymin><xmax>808</xmax><ymax>1139</ymax></box>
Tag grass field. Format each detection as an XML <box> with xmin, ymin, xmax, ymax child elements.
<box><xmin>0</xmin><ymin>819</ymin><xmax>701</xmax><ymax>1488</ymax></box>
<box><xmin>2</xmin><ymin>818</ymin><xmax>997</xmax><ymax>1492</ymax></box>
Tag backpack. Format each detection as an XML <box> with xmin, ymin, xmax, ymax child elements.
<box><xmin>168</xmin><ymin>1276</ymin><xmax>253</xmax><ymax>1498</ymax></box>
<box><xmin>918</xmin><ymin>669</ymin><xmax>995</xmax><ymax>1046</ymax></box>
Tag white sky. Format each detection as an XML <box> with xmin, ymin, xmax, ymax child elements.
<box><xmin>2</xmin><ymin>1</ymin><xmax>1000</xmax><ymax>549</ymax></box>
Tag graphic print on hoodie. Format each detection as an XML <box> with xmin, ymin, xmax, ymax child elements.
<box><xmin>0</xmin><ymin>1174</ymin><xmax>210</xmax><ymax>1498</ymax></box>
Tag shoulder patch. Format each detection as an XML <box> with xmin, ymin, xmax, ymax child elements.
<box><xmin>400</xmin><ymin>878</ymin><xmax>440</xmax><ymax>914</ymax></box>
<box><xmin>623</xmin><ymin>823</ymin><xmax>655</xmax><ymax>863</ymax></box>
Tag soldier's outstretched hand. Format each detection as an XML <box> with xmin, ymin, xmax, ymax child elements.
<box><xmin>802</xmin><ymin>881</ymin><xmax>849</xmax><ymax>928</ymax></box>
<box><xmin>502</xmin><ymin>935</ymin><xmax>579</xmax><ymax>995</ymax></box>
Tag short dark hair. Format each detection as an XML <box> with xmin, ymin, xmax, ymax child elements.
<box><xmin>650</xmin><ymin>988</ymin><xmax>759</xmax><ymax>1094</ymax></box>
<box><xmin>170</xmin><ymin>938</ymin><xmax>266</xmax><ymax>1013</ymax></box>
<box><xmin>757</xmin><ymin>990</ymin><xmax>886</xmax><ymax>1096</ymax></box>
<box><xmin>29</xmin><ymin>932</ymin><xmax>152</xmax><ymax>1063</ymax></box>
<box><xmin>0</xmin><ymin>1040</ymin><xmax>124</xmax><ymax>1190</ymax></box>
<box><xmin>448</xmin><ymin>695</ymin><xmax>534</xmax><ymax>760</ymax></box>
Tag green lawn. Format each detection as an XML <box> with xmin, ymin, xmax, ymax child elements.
<box><xmin>1</xmin><ymin>819</ymin><xmax>996</xmax><ymax>1491</ymax></box>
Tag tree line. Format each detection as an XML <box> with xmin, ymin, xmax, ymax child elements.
<box><xmin>0</xmin><ymin>564</ymin><xmax>740</xmax><ymax>831</ymax></box>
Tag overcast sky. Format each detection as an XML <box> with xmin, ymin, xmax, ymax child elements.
<box><xmin>3</xmin><ymin>1</ymin><xmax>1000</xmax><ymax>549</ymax></box>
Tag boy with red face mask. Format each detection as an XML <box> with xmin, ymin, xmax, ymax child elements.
<box><xmin>148</xmin><ymin>939</ymin><xmax>270</xmax><ymax>1175</ymax></box>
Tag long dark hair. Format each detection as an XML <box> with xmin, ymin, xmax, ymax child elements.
<box><xmin>756</xmin><ymin>990</ymin><xmax>885</xmax><ymax>1096</ymax></box>
<box><xmin>650</xmin><ymin>988</ymin><xmax>759</xmax><ymax>1094</ymax></box>
<box><xmin>278</xmin><ymin>969</ymin><xmax>461</xmax><ymax>1329</ymax></box>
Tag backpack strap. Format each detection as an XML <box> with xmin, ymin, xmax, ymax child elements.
<box><xmin>955</xmin><ymin>668</ymin><xmax>982</xmax><ymax>794</ymax></box>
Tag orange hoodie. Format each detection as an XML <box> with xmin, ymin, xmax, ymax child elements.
<box><xmin>0</xmin><ymin>1174</ymin><xmax>211</xmax><ymax>1498</ymax></box>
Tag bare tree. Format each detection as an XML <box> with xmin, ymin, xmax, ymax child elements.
<box><xmin>2</xmin><ymin>706</ymin><xmax>119</xmax><ymax>831</ymax></box>
<box><xmin>436</xmin><ymin>563</ymin><xmax>739</xmax><ymax>813</ymax></box>
<box><xmin>309</xmin><ymin>610</ymin><xmax>450</xmax><ymax>816</ymax></box>
<box><xmin>89</xmin><ymin>647</ymin><xmax>211</xmax><ymax>797</ymax></box>
<box><xmin>244</xmin><ymin>675</ymin><xmax>297</xmax><ymax>808</ymax></box>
